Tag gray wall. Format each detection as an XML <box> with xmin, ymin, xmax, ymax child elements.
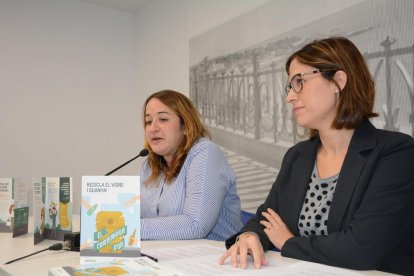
<box><xmin>0</xmin><ymin>0</ymin><xmax>272</xmax><ymax>215</ymax></box>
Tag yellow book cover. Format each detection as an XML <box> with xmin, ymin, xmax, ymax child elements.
<box><xmin>80</xmin><ymin>176</ymin><xmax>140</xmax><ymax>263</ymax></box>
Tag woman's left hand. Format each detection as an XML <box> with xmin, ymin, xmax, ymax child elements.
<box><xmin>260</xmin><ymin>208</ymin><xmax>294</xmax><ymax>250</ymax></box>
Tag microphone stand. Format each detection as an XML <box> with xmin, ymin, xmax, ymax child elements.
<box><xmin>4</xmin><ymin>243</ymin><xmax>64</xmax><ymax>265</ymax></box>
<box><xmin>105</xmin><ymin>149</ymin><xmax>149</xmax><ymax>176</ymax></box>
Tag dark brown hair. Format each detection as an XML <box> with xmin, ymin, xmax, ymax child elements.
<box><xmin>143</xmin><ymin>90</ymin><xmax>211</xmax><ymax>185</ymax></box>
<box><xmin>285</xmin><ymin>37</ymin><xmax>378</xmax><ymax>137</ymax></box>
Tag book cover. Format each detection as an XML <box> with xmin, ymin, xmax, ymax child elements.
<box><xmin>80</xmin><ymin>176</ymin><xmax>140</xmax><ymax>263</ymax></box>
<box><xmin>33</xmin><ymin>177</ymin><xmax>73</xmax><ymax>244</ymax></box>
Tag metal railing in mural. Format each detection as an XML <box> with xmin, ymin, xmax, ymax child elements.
<box><xmin>366</xmin><ymin>37</ymin><xmax>414</xmax><ymax>136</ymax></box>
<box><xmin>190</xmin><ymin>36</ymin><xmax>414</xmax><ymax>146</ymax></box>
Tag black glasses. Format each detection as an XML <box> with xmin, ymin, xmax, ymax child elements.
<box><xmin>285</xmin><ymin>70</ymin><xmax>323</xmax><ymax>95</ymax></box>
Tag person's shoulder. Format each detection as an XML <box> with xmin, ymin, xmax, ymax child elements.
<box><xmin>277</xmin><ymin>137</ymin><xmax>320</xmax><ymax>168</ymax></box>
<box><xmin>377</xmin><ymin>128</ymin><xmax>413</xmax><ymax>139</ymax></box>
<box><xmin>376</xmin><ymin>128</ymin><xmax>414</xmax><ymax>146</ymax></box>
<box><xmin>189</xmin><ymin>138</ymin><xmax>220</xmax><ymax>154</ymax></box>
<box><xmin>293</xmin><ymin>138</ymin><xmax>314</xmax><ymax>148</ymax></box>
<box><xmin>286</xmin><ymin>137</ymin><xmax>316</xmax><ymax>155</ymax></box>
<box><xmin>187</xmin><ymin>138</ymin><xmax>228</xmax><ymax>164</ymax></box>
<box><xmin>373</xmin><ymin>129</ymin><xmax>414</xmax><ymax>157</ymax></box>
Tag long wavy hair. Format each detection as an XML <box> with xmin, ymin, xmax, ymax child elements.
<box><xmin>285</xmin><ymin>37</ymin><xmax>378</xmax><ymax>138</ymax></box>
<box><xmin>143</xmin><ymin>90</ymin><xmax>211</xmax><ymax>185</ymax></box>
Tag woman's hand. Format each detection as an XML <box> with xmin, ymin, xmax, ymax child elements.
<box><xmin>260</xmin><ymin>208</ymin><xmax>294</xmax><ymax>249</ymax></box>
<box><xmin>219</xmin><ymin>232</ymin><xmax>268</xmax><ymax>269</ymax></box>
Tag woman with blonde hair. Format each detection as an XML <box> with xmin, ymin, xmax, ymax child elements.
<box><xmin>140</xmin><ymin>90</ymin><xmax>242</xmax><ymax>241</ymax></box>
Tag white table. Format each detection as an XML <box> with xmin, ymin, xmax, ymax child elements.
<box><xmin>0</xmin><ymin>217</ymin><xmax>399</xmax><ymax>276</ymax></box>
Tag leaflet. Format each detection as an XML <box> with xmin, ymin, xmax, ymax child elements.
<box><xmin>48</xmin><ymin>256</ymin><xmax>185</xmax><ymax>276</ymax></box>
<box><xmin>80</xmin><ymin>175</ymin><xmax>140</xmax><ymax>263</ymax></box>
<box><xmin>0</xmin><ymin>177</ymin><xmax>29</xmax><ymax>237</ymax></box>
<box><xmin>33</xmin><ymin>177</ymin><xmax>73</xmax><ymax>244</ymax></box>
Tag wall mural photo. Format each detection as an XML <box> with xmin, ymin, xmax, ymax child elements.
<box><xmin>189</xmin><ymin>0</ymin><xmax>414</xmax><ymax>212</ymax></box>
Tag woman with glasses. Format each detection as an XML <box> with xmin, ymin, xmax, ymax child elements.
<box><xmin>219</xmin><ymin>37</ymin><xmax>414</xmax><ymax>275</ymax></box>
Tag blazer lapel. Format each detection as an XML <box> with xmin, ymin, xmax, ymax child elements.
<box><xmin>328</xmin><ymin>120</ymin><xmax>376</xmax><ymax>232</ymax></box>
<box><xmin>328</xmin><ymin>151</ymin><xmax>366</xmax><ymax>231</ymax></box>
<box><xmin>285</xmin><ymin>138</ymin><xmax>320</xmax><ymax>234</ymax></box>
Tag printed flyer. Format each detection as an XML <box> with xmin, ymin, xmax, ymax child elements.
<box><xmin>33</xmin><ymin>177</ymin><xmax>73</xmax><ymax>244</ymax></box>
<box><xmin>0</xmin><ymin>177</ymin><xmax>29</xmax><ymax>237</ymax></box>
<box><xmin>0</xmin><ymin>178</ymin><xmax>14</xmax><ymax>233</ymax></box>
<box><xmin>80</xmin><ymin>175</ymin><xmax>140</xmax><ymax>263</ymax></box>
<box><xmin>49</xmin><ymin>256</ymin><xmax>185</xmax><ymax>276</ymax></box>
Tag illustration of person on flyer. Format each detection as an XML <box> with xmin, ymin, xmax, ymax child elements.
<box><xmin>40</xmin><ymin>207</ymin><xmax>46</xmax><ymax>237</ymax></box>
<box><xmin>6</xmin><ymin>204</ymin><xmax>14</xmax><ymax>229</ymax></box>
<box><xmin>49</xmin><ymin>201</ymin><xmax>57</xmax><ymax>238</ymax></box>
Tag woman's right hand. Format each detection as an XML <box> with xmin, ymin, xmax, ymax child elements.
<box><xmin>219</xmin><ymin>232</ymin><xmax>268</xmax><ymax>269</ymax></box>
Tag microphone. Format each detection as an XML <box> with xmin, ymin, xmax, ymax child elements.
<box><xmin>105</xmin><ymin>149</ymin><xmax>149</xmax><ymax>176</ymax></box>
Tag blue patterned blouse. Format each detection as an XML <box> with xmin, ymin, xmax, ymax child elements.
<box><xmin>140</xmin><ymin>138</ymin><xmax>243</xmax><ymax>241</ymax></box>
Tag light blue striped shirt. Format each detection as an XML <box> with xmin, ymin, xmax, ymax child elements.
<box><xmin>140</xmin><ymin>138</ymin><xmax>242</xmax><ymax>241</ymax></box>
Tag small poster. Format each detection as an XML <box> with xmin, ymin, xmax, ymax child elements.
<box><xmin>0</xmin><ymin>178</ymin><xmax>14</xmax><ymax>233</ymax></box>
<box><xmin>0</xmin><ymin>177</ymin><xmax>29</xmax><ymax>236</ymax></box>
<box><xmin>49</xmin><ymin>257</ymin><xmax>184</xmax><ymax>276</ymax></box>
<box><xmin>33</xmin><ymin>177</ymin><xmax>73</xmax><ymax>244</ymax></box>
<box><xmin>80</xmin><ymin>176</ymin><xmax>140</xmax><ymax>263</ymax></box>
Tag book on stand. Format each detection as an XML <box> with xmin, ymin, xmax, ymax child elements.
<box><xmin>49</xmin><ymin>175</ymin><xmax>185</xmax><ymax>275</ymax></box>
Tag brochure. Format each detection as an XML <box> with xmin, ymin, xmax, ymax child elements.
<box><xmin>80</xmin><ymin>176</ymin><xmax>140</xmax><ymax>263</ymax></box>
<box><xmin>48</xmin><ymin>256</ymin><xmax>185</xmax><ymax>276</ymax></box>
<box><xmin>0</xmin><ymin>177</ymin><xmax>29</xmax><ymax>236</ymax></box>
<box><xmin>33</xmin><ymin>177</ymin><xmax>73</xmax><ymax>244</ymax></box>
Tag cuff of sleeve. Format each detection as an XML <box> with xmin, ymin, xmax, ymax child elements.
<box><xmin>225</xmin><ymin>231</ymin><xmax>260</xmax><ymax>249</ymax></box>
<box><xmin>235</xmin><ymin>231</ymin><xmax>259</xmax><ymax>242</ymax></box>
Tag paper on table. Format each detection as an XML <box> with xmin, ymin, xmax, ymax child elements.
<box><xmin>144</xmin><ymin>244</ymin><xmax>365</xmax><ymax>276</ymax></box>
<box><xmin>144</xmin><ymin>244</ymin><xmax>291</xmax><ymax>276</ymax></box>
<box><xmin>144</xmin><ymin>244</ymin><xmax>225</xmax><ymax>262</ymax></box>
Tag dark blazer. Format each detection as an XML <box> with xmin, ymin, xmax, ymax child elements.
<box><xmin>226</xmin><ymin>120</ymin><xmax>414</xmax><ymax>275</ymax></box>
